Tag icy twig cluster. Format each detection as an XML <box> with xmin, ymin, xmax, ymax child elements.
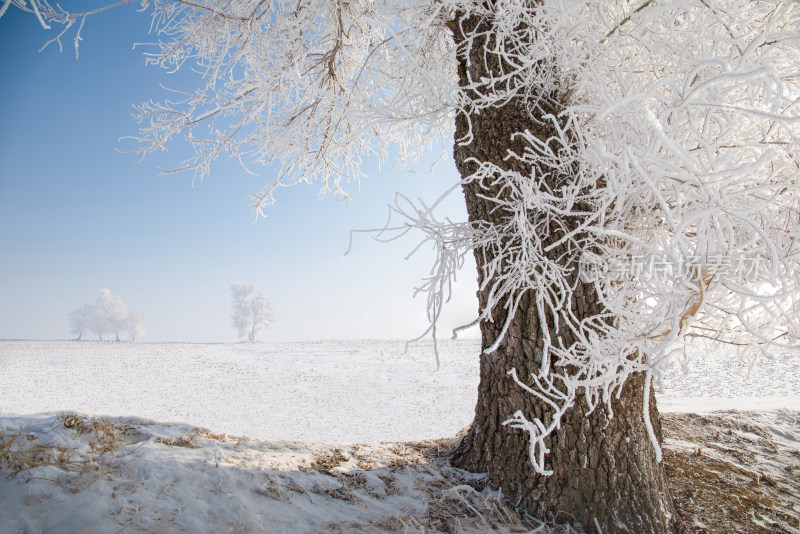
<box><xmin>2</xmin><ymin>0</ymin><xmax>136</xmax><ymax>57</ymax></box>
<box><xmin>126</xmin><ymin>0</ymin><xmax>456</xmax><ymax>205</ymax></box>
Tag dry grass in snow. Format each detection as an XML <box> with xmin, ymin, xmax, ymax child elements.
<box><xmin>661</xmin><ymin>411</ymin><xmax>800</xmax><ymax>534</ymax></box>
<box><xmin>1</xmin><ymin>410</ymin><xmax>799</xmax><ymax>533</ymax></box>
<box><xmin>0</xmin><ymin>413</ymin><xmax>574</xmax><ymax>533</ymax></box>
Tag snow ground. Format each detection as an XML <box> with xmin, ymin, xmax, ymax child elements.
<box><xmin>0</xmin><ymin>412</ymin><xmax>546</xmax><ymax>534</ymax></box>
<box><xmin>1</xmin><ymin>340</ymin><xmax>798</xmax><ymax>443</ymax></box>
<box><xmin>661</xmin><ymin>409</ymin><xmax>800</xmax><ymax>533</ymax></box>
<box><xmin>1</xmin><ymin>411</ymin><xmax>797</xmax><ymax>534</ymax></box>
<box><xmin>0</xmin><ymin>340</ymin><xmax>480</xmax><ymax>443</ymax></box>
<box><xmin>1</xmin><ymin>340</ymin><xmax>798</xmax><ymax>533</ymax></box>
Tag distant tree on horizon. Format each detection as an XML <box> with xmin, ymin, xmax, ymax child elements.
<box><xmin>99</xmin><ymin>288</ymin><xmax>128</xmax><ymax>342</ymax></box>
<box><xmin>67</xmin><ymin>301</ymin><xmax>94</xmax><ymax>341</ymax></box>
<box><xmin>126</xmin><ymin>310</ymin><xmax>146</xmax><ymax>341</ymax></box>
<box><xmin>230</xmin><ymin>283</ymin><xmax>274</xmax><ymax>343</ymax></box>
<box><xmin>84</xmin><ymin>299</ymin><xmax>109</xmax><ymax>341</ymax></box>
<box><xmin>68</xmin><ymin>289</ymin><xmax>146</xmax><ymax>341</ymax></box>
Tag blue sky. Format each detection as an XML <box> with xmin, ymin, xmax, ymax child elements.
<box><xmin>0</xmin><ymin>5</ymin><xmax>478</xmax><ymax>342</ymax></box>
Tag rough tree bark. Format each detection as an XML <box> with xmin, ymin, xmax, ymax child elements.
<box><xmin>448</xmin><ymin>12</ymin><xmax>678</xmax><ymax>534</ymax></box>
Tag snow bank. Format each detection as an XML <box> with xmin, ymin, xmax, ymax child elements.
<box><xmin>0</xmin><ymin>413</ymin><xmax>553</xmax><ymax>534</ymax></box>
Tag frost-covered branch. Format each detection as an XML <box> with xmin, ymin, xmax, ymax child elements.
<box><xmin>1</xmin><ymin>1</ymin><xmax>137</xmax><ymax>57</ymax></box>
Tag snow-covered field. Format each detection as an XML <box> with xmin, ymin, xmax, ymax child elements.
<box><xmin>1</xmin><ymin>340</ymin><xmax>481</xmax><ymax>443</ymax></box>
<box><xmin>1</xmin><ymin>340</ymin><xmax>799</xmax><ymax>442</ymax></box>
<box><xmin>1</xmin><ymin>340</ymin><xmax>799</xmax><ymax>534</ymax></box>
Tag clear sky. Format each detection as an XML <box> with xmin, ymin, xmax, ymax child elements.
<box><xmin>0</xmin><ymin>5</ymin><xmax>479</xmax><ymax>342</ymax></box>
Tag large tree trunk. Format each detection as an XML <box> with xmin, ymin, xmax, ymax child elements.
<box><xmin>449</xmin><ymin>11</ymin><xmax>678</xmax><ymax>534</ymax></box>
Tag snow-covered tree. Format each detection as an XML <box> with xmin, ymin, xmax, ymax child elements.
<box><xmin>67</xmin><ymin>301</ymin><xmax>97</xmax><ymax>341</ymax></box>
<box><xmin>69</xmin><ymin>290</ymin><xmax>142</xmax><ymax>341</ymax></box>
<box><xmin>230</xmin><ymin>283</ymin><xmax>274</xmax><ymax>342</ymax></box>
<box><xmin>14</xmin><ymin>1</ymin><xmax>800</xmax><ymax>531</ymax></box>
<box><xmin>98</xmin><ymin>288</ymin><xmax>128</xmax><ymax>342</ymax></box>
<box><xmin>84</xmin><ymin>300</ymin><xmax>109</xmax><ymax>341</ymax></box>
<box><xmin>126</xmin><ymin>310</ymin><xmax>147</xmax><ymax>341</ymax></box>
